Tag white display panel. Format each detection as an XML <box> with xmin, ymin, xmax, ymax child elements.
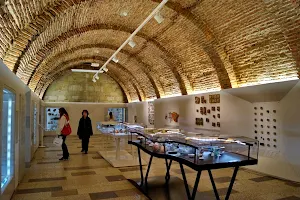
<box><xmin>252</xmin><ymin>102</ymin><xmax>280</xmax><ymax>157</ymax></box>
<box><xmin>1</xmin><ymin>88</ymin><xmax>15</xmax><ymax>192</ymax></box>
<box><xmin>194</xmin><ymin>94</ymin><xmax>221</xmax><ymax>131</ymax></box>
<box><xmin>45</xmin><ymin>107</ymin><xmax>59</xmax><ymax>131</ymax></box>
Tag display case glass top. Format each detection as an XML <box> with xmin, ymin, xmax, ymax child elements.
<box><xmin>128</xmin><ymin>129</ymin><xmax>259</xmax><ymax>169</ymax></box>
<box><xmin>96</xmin><ymin>121</ymin><xmax>126</xmax><ymax>135</ymax></box>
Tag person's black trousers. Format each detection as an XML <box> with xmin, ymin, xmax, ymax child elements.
<box><xmin>61</xmin><ymin>135</ymin><xmax>69</xmax><ymax>159</ymax></box>
<box><xmin>82</xmin><ymin>137</ymin><xmax>90</xmax><ymax>152</ymax></box>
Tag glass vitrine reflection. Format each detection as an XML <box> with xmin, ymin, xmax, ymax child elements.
<box><xmin>1</xmin><ymin>88</ymin><xmax>15</xmax><ymax>192</ymax></box>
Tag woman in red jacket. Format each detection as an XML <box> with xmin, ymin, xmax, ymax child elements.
<box><xmin>57</xmin><ymin>108</ymin><xmax>70</xmax><ymax>160</ymax></box>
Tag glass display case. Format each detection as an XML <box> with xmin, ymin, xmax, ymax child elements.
<box><xmin>128</xmin><ymin>128</ymin><xmax>259</xmax><ymax>164</ymax></box>
<box><xmin>96</xmin><ymin>122</ymin><xmax>147</xmax><ymax>168</ymax></box>
<box><xmin>45</xmin><ymin>107</ymin><xmax>59</xmax><ymax>131</ymax></box>
<box><xmin>96</xmin><ymin>121</ymin><xmax>126</xmax><ymax>135</ymax></box>
<box><xmin>1</xmin><ymin>88</ymin><xmax>15</xmax><ymax>191</ymax></box>
<box><xmin>127</xmin><ymin>129</ymin><xmax>259</xmax><ymax>200</ymax></box>
<box><xmin>185</xmin><ymin>136</ymin><xmax>259</xmax><ymax>161</ymax></box>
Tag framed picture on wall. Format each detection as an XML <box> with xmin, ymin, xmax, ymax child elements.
<box><xmin>195</xmin><ymin>97</ymin><xmax>200</xmax><ymax>104</ymax></box>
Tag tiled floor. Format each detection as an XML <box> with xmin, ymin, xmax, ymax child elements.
<box><xmin>12</xmin><ymin>134</ymin><xmax>300</xmax><ymax>200</ymax></box>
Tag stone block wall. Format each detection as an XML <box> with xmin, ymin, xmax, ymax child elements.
<box><xmin>43</xmin><ymin>73</ymin><xmax>125</xmax><ymax>103</ymax></box>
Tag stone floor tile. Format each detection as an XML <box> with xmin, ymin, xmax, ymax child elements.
<box><xmin>51</xmin><ymin>189</ymin><xmax>78</xmax><ymax>197</ymax></box>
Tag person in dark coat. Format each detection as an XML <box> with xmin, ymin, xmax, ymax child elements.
<box><xmin>77</xmin><ymin>110</ymin><xmax>93</xmax><ymax>154</ymax></box>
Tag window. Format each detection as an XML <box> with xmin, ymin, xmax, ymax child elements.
<box><xmin>1</xmin><ymin>89</ymin><xmax>15</xmax><ymax>192</ymax></box>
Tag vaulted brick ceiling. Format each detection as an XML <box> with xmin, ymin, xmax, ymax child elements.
<box><xmin>0</xmin><ymin>0</ymin><xmax>299</xmax><ymax>102</ymax></box>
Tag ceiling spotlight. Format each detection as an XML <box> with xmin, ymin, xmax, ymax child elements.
<box><xmin>154</xmin><ymin>12</ymin><xmax>164</xmax><ymax>24</ymax></box>
<box><xmin>102</xmin><ymin>67</ymin><xmax>108</xmax><ymax>72</ymax></box>
<box><xmin>95</xmin><ymin>74</ymin><xmax>99</xmax><ymax>80</ymax></box>
<box><xmin>112</xmin><ymin>56</ymin><xmax>119</xmax><ymax>63</ymax></box>
<box><xmin>91</xmin><ymin>63</ymin><xmax>99</xmax><ymax>67</ymax></box>
<box><xmin>128</xmin><ymin>39</ymin><xmax>136</xmax><ymax>48</ymax></box>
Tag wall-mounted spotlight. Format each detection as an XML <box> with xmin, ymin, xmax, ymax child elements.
<box><xmin>92</xmin><ymin>78</ymin><xmax>96</xmax><ymax>83</ymax></box>
<box><xmin>112</xmin><ymin>56</ymin><xmax>119</xmax><ymax>63</ymax></box>
<box><xmin>128</xmin><ymin>39</ymin><xmax>136</xmax><ymax>48</ymax></box>
<box><xmin>102</xmin><ymin>67</ymin><xmax>108</xmax><ymax>72</ymax></box>
<box><xmin>154</xmin><ymin>12</ymin><xmax>164</xmax><ymax>24</ymax></box>
<box><xmin>95</xmin><ymin>73</ymin><xmax>99</xmax><ymax>80</ymax></box>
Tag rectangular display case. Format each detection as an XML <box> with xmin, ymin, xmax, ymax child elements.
<box><xmin>96</xmin><ymin>122</ymin><xmax>146</xmax><ymax>167</ymax></box>
<box><xmin>127</xmin><ymin>128</ymin><xmax>259</xmax><ymax>200</ymax></box>
<box><xmin>96</xmin><ymin>121</ymin><xmax>126</xmax><ymax>135</ymax></box>
<box><xmin>185</xmin><ymin>136</ymin><xmax>259</xmax><ymax>161</ymax></box>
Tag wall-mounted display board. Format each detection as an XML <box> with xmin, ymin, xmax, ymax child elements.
<box><xmin>194</xmin><ymin>94</ymin><xmax>221</xmax><ymax>131</ymax></box>
<box><xmin>33</xmin><ymin>102</ymin><xmax>37</xmax><ymax>145</ymax></box>
<box><xmin>45</xmin><ymin>107</ymin><xmax>59</xmax><ymax>131</ymax></box>
<box><xmin>148</xmin><ymin>102</ymin><xmax>154</xmax><ymax>125</ymax></box>
<box><xmin>252</xmin><ymin>102</ymin><xmax>280</xmax><ymax>156</ymax></box>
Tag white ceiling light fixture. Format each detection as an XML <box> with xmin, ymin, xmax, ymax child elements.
<box><xmin>93</xmin><ymin>0</ymin><xmax>169</xmax><ymax>82</ymax></box>
<box><xmin>91</xmin><ymin>63</ymin><xmax>100</xmax><ymax>67</ymax></box>
<box><xmin>71</xmin><ymin>69</ymin><xmax>99</xmax><ymax>73</ymax></box>
<box><xmin>154</xmin><ymin>12</ymin><xmax>164</xmax><ymax>24</ymax></box>
<box><xmin>112</xmin><ymin>56</ymin><xmax>119</xmax><ymax>63</ymax></box>
<box><xmin>128</xmin><ymin>39</ymin><xmax>136</xmax><ymax>48</ymax></box>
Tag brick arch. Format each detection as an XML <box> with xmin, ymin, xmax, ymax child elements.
<box><xmin>1</xmin><ymin>0</ymin><xmax>202</xmax><ymax>60</ymax></box>
<box><xmin>4</xmin><ymin>0</ymin><xmax>233</xmax><ymax>94</ymax></box>
<box><xmin>36</xmin><ymin>56</ymin><xmax>146</xmax><ymax>101</ymax></box>
<box><xmin>29</xmin><ymin>43</ymin><xmax>164</xmax><ymax>98</ymax></box>
<box><xmin>32</xmin><ymin>47</ymin><xmax>159</xmax><ymax>100</ymax></box>
<box><xmin>2</xmin><ymin>0</ymin><xmax>222</xmax><ymax>86</ymax></box>
<box><xmin>16</xmin><ymin>24</ymin><xmax>190</xmax><ymax>96</ymax></box>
